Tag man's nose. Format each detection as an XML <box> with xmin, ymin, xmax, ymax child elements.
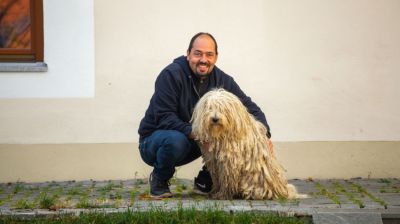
<box><xmin>200</xmin><ymin>55</ymin><xmax>207</xmax><ymax>62</ymax></box>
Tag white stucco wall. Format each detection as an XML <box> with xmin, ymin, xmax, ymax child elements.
<box><xmin>0</xmin><ymin>0</ymin><xmax>399</xmax><ymax>143</ymax></box>
<box><xmin>0</xmin><ymin>0</ymin><xmax>94</xmax><ymax>98</ymax></box>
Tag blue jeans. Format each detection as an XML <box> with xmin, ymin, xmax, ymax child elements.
<box><xmin>139</xmin><ymin>130</ymin><xmax>202</xmax><ymax>181</ymax></box>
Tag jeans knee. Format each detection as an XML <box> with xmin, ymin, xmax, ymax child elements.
<box><xmin>141</xmin><ymin>130</ymin><xmax>193</xmax><ymax>168</ymax></box>
<box><xmin>163</xmin><ymin>132</ymin><xmax>191</xmax><ymax>158</ymax></box>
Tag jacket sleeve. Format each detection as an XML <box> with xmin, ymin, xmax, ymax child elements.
<box><xmin>227</xmin><ymin>78</ymin><xmax>272</xmax><ymax>138</ymax></box>
<box><xmin>151</xmin><ymin>69</ymin><xmax>192</xmax><ymax>136</ymax></box>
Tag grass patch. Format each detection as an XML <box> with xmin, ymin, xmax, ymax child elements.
<box><xmin>315</xmin><ymin>182</ymin><xmax>341</xmax><ymax>205</ymax></box>
<box><xmin>333</xmin><ymin>182</ymin><xmax>364</xmax><ymax>208</ymax></box>
<box><xmin>12</xmin><ymin>182</ymin><xmax>24</xmax><ymax>195</ymax></box>
<box><xmin>48</xmin><ymin>181</ymin><xmax>59</xmax><ymax>188</ymax></box>
<box><xmin>378</xmin><ymin>179</ymin><xmax>391</xmax><ymax>185</ymax></box>
<box><xmin>76</xmin><ymin>195</ymin><xmax>94</xmax><ymax>209</ymax></box>
<box><xmin>14</xmin><ymin>198</ymin><xmax>35</xmax><ymax>209</ymax></box>
<box><xmin>97</xmin><ymin>181</ymin><xmax>116</xmax><ymax>194</ymax></box>
<box><xmin>90</xmin><ymin>180</ymin><xmax>96</xmax><ymax>189</ymax></box>
<box><xmin>349</xmin><ymin>182</ymin><xmax>387</xmax><ymax>209</ymax></box>
<box><xmin>66</xmin><ymin>186</ymin><xmax>82</xmax><ymax>196</ymax></box>
<box><xmin>36</xmin><ymin>192</ymin><xmax>57</xmax><ymax>209</ymax></box>
<box><xmin>377</xmin><ymin>179</ymin><xmax>400</xmax><ymax>193</ymax></box>
<box><xmin>135</xmin><ymin>179</ymin><xmax>145</xmax><ymax>186</ymax></box>
<box><xmin>175</xmin><ymin>182</ymin><xmax>187</xmax><ymax>193</ymax></box>
<box><xmin>0</xmin><ymin>207</ymin><xmax>310</xmax><ymax>224</ymax></box>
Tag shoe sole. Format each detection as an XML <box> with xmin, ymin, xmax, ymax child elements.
<box><xmin>149</xmin><ymin>172</ymin><xmax>173</xmax><ymax>199</ymax></box>
<box><xmin>150</xmin><ymin>192</ymin><xmax>173</xmax><ymax>199</ymax></box>
<box><xmin>192</xmin><ymin>187</ymin><xmax>209</xmax><ymax>196</ymax></box>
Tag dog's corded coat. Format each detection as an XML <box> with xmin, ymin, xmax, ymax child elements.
<box><xmin>191</xmin><ymin>89</ymin><xmax>300</xmax><ymax>200</ymax></box>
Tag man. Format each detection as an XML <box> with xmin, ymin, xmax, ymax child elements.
<box><xmin>138</xmin><ymin>32</ymin><xmax>272</xmax><ymax>198</ymax></box>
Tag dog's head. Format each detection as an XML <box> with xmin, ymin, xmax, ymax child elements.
<box><xmin>191</xmin><ymin>88</ymin><xmax>252</xmax><ymax>141</ymax></box>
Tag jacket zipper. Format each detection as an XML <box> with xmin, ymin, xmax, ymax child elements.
<box><xmin>189</xmin><ymin>75</ymin><xmax>200</xmax><ymax>99</ymax></box>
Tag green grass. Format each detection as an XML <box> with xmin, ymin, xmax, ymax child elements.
<box><xmin>378</xmin><ymin>179</ymin><xmax>391</xmax><ymax>185</ymax></box>
<box><xmin>333</xmin><ymin>182</ymin><xmax>364</xmax><ymax>208</ymax></box>
<box><xmin>97</xmin><ymin>181</ymin><xmax>116</xmax><ymax>194</ymax></box>
<box><xmin>12</xmin><ymin>182</ymin><xmax>24</xmax><ymax>195</ymax></box>
<box><xmin>37</xmin><ymin>192</ymin><xmax>57</xmax><ymax>209</ymax></box>
<box><xmin>377</xmin><ymin>179</ymin><xmax>400</xmax><ymax>193</ymax></box>
<box><xmin>0</xmin><ymin>208</ymin><xmax>310</xmax><ymax>224</ymax></box>
<box><xmin>349</xmin><ymin>182</ymin><xmax>387</xmax><ymax>209</ymax></box>
<box><xmin>315</xmin><ymin>182</ymin><xmax>341</xmax><ymax>205</ymax></box>
<box><xmin>90</xmin><ymin>180</ymin><xmax>96</xmax><ymax>189</ymax></box>
<box><xmin>66</xmin><ymin>186</ymin><xmax>82</xmax><ymax>196</ymax></box>
<box><xmin>114</xmin><ymin>189</ymin><xmax>123</xmax><ymax>200</ymax></box>
<box><xmin>14</xmin><ymin>198</ymin><xmax>35</xmax><ymax>209</ymax></box>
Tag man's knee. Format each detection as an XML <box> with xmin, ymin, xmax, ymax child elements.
<box><xmin>146</xmin><ymin>130</ymin><xmax>193</xmax><ymax>164</ymax></box>
<box><xmin>162</xmin><ymin>131</ymin><xmax>191</xmax><ymax>156</ymax></box>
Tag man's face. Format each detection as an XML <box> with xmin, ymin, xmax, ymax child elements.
<box><xmin>187</xmin><ymin>35</ymin><xmax>218</xmax><ymax>78</ymax></box>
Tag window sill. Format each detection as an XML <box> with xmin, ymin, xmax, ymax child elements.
<box><xmin>0</xmin><ymin>62</ymin><xmax>48</xmax><ymax>72</ymax></box>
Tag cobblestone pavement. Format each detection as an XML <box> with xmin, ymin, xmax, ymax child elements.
<box><xmin>0</xmin><ymin>178</ymin><xmax>399</xmax><ymax>221</ymax></box>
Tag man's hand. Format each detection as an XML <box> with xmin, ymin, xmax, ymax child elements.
<box><xmin>190</xmin><ymin>132</ymin><xmax>211</xmax><ymax>151</ymax></box>
<box><xmin>200</xmin><ymin>141</ymin><xmax>211</xmax><ymax>152</ymax></box>
<box><xmin>188</xmin><ymin>132</ymin><xmax>196</xmax><ymax>140</ymax></box>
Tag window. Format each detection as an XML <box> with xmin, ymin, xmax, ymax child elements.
<box><xmin>0</xmin><ymin>0</ymin><xmax>44</xmax><ymax>62</ymax></box>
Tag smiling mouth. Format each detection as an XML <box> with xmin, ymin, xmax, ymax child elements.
<box><xmin>197</xmin><ymin>64</ymin><xmax>209</xmax><ymax>72</ymax></box>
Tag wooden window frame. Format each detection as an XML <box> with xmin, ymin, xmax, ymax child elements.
<box><xmin>0</xmin><ymin>0</ymin><xmax>44</xmax><ymax>63</ymax></box>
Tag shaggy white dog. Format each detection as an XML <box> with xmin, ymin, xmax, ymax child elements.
<box><xmin>191</xmin><ymin>88</ymin><xmax>303</xmax><ymax>200</ymax></box>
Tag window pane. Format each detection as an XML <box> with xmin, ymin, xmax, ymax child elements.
<box><xmin>0</xmin><ymin>0</ymin><xmax>31</xmax><ymax>50</ymax></box>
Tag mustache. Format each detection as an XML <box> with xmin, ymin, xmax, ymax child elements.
<box><xmin>197</xmin><ymin>62</ymin><xmax>209</xmax><ymax>66</ymax></box>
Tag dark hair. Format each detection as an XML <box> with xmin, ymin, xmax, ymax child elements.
<box><xmin>187</xmin><ymin>32</ymin><xmax>218</xmax><ymax>55</ymax></box>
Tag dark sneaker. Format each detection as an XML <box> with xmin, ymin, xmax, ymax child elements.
<box><xmin>193</xmin><ymin>166</ymin><xmax>212</xmax><ymax>195</ymax></box>
<box><xmin>149</xmin><ymin>172</ymin><xmax>172</xmax><ymax>199</ymax></box>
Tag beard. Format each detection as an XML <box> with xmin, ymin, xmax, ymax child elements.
<box><xmin>194</xmin><ymin>62</ymin><xmax>212</xmax><ymax>78</ymax></box>
<box><xmin>194</xmin><ymin>73</ymin><xmax>209</xmax><ymax>79</ymax></box>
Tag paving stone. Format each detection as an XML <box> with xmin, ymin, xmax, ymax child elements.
<box><xmin>313</xmin><ymin>212</ymin><xmax>383</xmax><ymax>224</ymax></box>
<box><xmin>363</xmin><ymin>203</ymin><xmax>386</xmax><ymax>209</ymax></box>
<box><xmin>387</xmin><ymin>205</ymin><xmax>400</xmax><ymax>210</ymax></box>
<box><xmin>225</xmin><ymin>205</ymin><xmax>253</xmax><ymax>212</ymax></box>
<box><xmin>264</xmin><ymin>200</ymin><xmax>281</xmax><ymax>206</ymax></box>
<box><xmin>376</xmin><ymin>194</ymin><xmax>400</xmax><ymax>206</ymax></box>
<box><xmin>340</xmin><ymin>203</ymin><xmax>362</xmax><ymax>209</ymax></box>
<box><xmin>262</xmin><ymin>204</ymin><xmax>310</xmax><ymax>216</ymax></box>
<box><xmin>300</xmin><ymin>198</ymin><xmax>340</xmax><ymax>209</ymax></box>
<box><xmin>248</xmin><ymin>200</ymin><xmax>267</xmax><ymax>207</ymax></box>
<box><xmin>300</xmin><ymin>203</ymin><xmax>340</xmax><ymax>209</ymax></box>
<box><xmin>301</xmin><ymin>197</ymin><xmax>338</xmax><ymax>204</ymax></box>
<box><xmin>1</xmin><ymin>178</ymin><xmax>400</xmax><ymax>218</ymax></box>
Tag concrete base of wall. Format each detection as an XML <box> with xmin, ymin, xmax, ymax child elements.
<box><xmin>0</xmin><ymin>142</ymin><xmax>399</xmax><ymax>183</ymax></box>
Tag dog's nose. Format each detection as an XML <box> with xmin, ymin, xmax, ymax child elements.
<box><xmin>212</xmin><ymin>117</ymin><xmax>219</xmax><ymax>123</ymax></box>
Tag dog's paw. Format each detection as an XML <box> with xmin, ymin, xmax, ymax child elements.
<box><xmin>286</xmin><ymin>184</ymin><xmax>309</xmax><ymax>199</ymax></box>
<box><xmin>295</xmin><ymin>193</ymin><xmax>309</xmax><ymax>199</ymax></box>
<box><xmin>211</xmin><ymin>192</ymin><xmax>227</xmax><ymax>200</ymax></box>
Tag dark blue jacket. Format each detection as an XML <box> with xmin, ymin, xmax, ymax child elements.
<box><xmin>138</xmin><ymin>56</ymin><xmax>271</xmax><ymax>141</ymax></box>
